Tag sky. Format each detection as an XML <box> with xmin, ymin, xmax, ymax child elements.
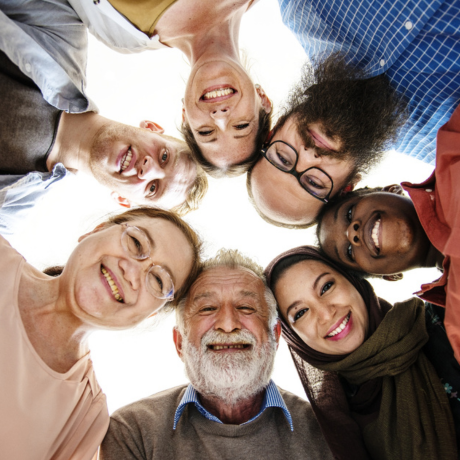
<box><xmin>7</xmin><ymin>0</ymin><xmax>438</xmax><ymax>413</ymax></box>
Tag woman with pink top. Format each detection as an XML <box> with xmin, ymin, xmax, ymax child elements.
<box><xmin>0</xmin><ymin>207</ymin><xmax>201</xmax><ymax>460</ymax></box>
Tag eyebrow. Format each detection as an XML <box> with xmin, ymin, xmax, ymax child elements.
<box><xmin>237</xmin><ymin>290</ymin><xmax>260</xmax><ymax>300</ymax></box>
<box><xmin>137</xmin><ymin>225</ymin><xmax>176</xmax><ymax>285</ymax></box>
<box><xmin>192</xmin><ymin>291</ymin><xmax>216</xmax><ymax>302</ymax></box>
<box><xmin>285</xmin><ymin>272</ymin><xmax>330</xmax><ymax>318</ymax></box>
<box><xmin>200</xmin><ymin>138</ymin><xmax>218</xmax><ymax>144</ymax></box>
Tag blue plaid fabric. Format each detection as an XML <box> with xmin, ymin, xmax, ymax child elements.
<box><xmin>278</xmin><ymin>0</ymin><xmax>460</xmax><ymax>164</ymax></box>
<box><xmin>173</xmin><ymin>380</ymin><xmax>294</xmax><ymax>431</ymax></box>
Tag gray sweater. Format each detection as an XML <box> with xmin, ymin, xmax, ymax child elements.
<box><xmin>100</xmin><ymin>384</ymin><xmax>333</xmax><ymax>460</ymax></box>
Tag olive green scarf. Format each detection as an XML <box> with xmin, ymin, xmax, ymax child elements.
<box><xmin>319</xmin><ymin>298</ymin><xmax>456</xmax><ymax>460</ymax></box>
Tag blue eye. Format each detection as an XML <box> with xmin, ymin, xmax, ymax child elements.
<box><xmin>321</xmin><ymin>281</ymin><xmax>333</xmax><ymax>295</ymax></box>
<box><xmin>294</xmin><ymin>308</ymin><xmax>308</xmax><ymax>322</ymax></box>
<box><xmin>346</xmin><ymin>205</ymin><xmax>354</xmax><ymax>222</ymax></box>
<box><xmin>346</xmin><ymin>245</ymin><xmax>354</xmax><ymax>262</ymax></box>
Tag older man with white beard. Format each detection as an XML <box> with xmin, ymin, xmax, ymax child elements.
<box><xmin>100</xmin><ymin>249</ymin><xmax>332</xmax><ymax>460</ymax></box>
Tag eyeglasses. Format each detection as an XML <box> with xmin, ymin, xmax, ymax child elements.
<box><xmin>261</xmin><ymin>141</ymin><xmax>334</xmax><ymax>203</ymax></box>
<box><xmin>120</xmin><ymin>224</ymin><xmax>175</xmax><ymax>300</ymax></box>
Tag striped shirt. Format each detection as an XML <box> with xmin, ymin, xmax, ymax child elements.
<box><xmin>278</xmin><ymin>0</ymin><xmax>460</xmax><ymax>164</ymax></box>
<box><xmin>173</xmin><ymin>380</ymin><xmax>294</xmax><ymax>431</ymax></box>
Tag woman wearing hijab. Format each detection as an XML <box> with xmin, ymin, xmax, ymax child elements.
<box><xmin>0</xmin><ymin>207</ymin><xmax>201</xmax><ymax>460</ymax></box>
<box><xmin>265</xmin><ymin>245</ymin><xmax>458</xmax><ymax>460</ymax></box>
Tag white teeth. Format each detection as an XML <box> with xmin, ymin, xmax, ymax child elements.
<box><xmin>120</xmin><ymin>148</ymin><xmax>133</xmax><ymax>172</ymax></box>
<box><xmin>326</xmin><ymin>313</ymin><xmax>350</xmax><ymax>337</ymax></box>
<box><xmin>101</xmin><ymin>267</ymin><xmax>123</xmax><ymax>302</ymax></box>
<box><xmin>211</xmin><ymin>344</ymin><xmax>246</xmax><ymax>351</ymax></box>
<box><xmin>203</xmin><ymin>88</ymin><xmax>234</xmax><ymax>100</ymax></box>
<box><xmin>371</xmin><ymin>219</ymin><xmax>381</xmax><ymax>249</ymax></box>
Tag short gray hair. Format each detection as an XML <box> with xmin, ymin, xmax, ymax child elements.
<box><xmin>176</xmin><ymin>248</ymin><xmax>278</xmax><ymax>333</ymax></box>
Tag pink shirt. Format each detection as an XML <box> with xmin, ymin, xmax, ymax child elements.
<box><xmin>0</xmin><ymin>237</ymin><xmax>109</xmax><ymax>459</ymax></box>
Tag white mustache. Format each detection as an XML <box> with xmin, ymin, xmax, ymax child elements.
<box><xmin>201</xmin><ymin>329</ymin><xmax>257</xmax><ymax>349</ymax></box>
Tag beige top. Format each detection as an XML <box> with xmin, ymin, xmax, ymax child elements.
<box><xmin>0</xmin><ymin>236</ymin><xmax>109</xmax><ymax>460</ymax></box>
<box><xmin>108</xmin><ymin>0</ymin><xmax>178</xmax><ymax>36</ymax></box>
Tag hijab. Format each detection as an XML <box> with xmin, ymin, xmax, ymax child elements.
<box><xmin>265</xmin><ymin>246</ymin><xmax>456</xmax><ymax>460</ymax></box>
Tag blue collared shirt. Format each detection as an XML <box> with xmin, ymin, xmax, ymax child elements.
<box><xmin>173</xmin><ymin>380</ymin><xmax>294</xmax><ymax>431</ymax></box>
<box><xmin>278</xmin><ymin>0</ymin><xmax>460</xmax><ymax>164</ymax></box>
<box><xmin>0</xmin><ymin>0</ymin><xmax>94</xmax><ymax>113</ymax></box>
<box><xmin>0</xmin><ymin>164</ymin><xmax>68</xmax><ymax>237</ymax></box>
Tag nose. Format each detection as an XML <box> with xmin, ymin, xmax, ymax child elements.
<box><xmin>119</xmin><ymin>258</ymin><xmax>150</xmax><ymax>291</ymax></box>
<box><xmin>316</xmin><ymin>303</ymin><xmax>336</xmax><ymax>325</ymax></box>
<box><xmin>138</xmin><ymin>155</ymin><xmax>165</xmax><ymax>180</ymax></box>
<box><xmin>296</xmin><ymin>145</ymin><xmax>320</xmax><ymax>172</ymax></box>
<box><xmin>347</xmin><ymin>221</ymin><xmax>362</xmax><ymax>246</ymax></box>
<box><xmin>214</xmin><ymin>304</ymin><xmax>241</xmax><ymax>333</ymax></box>
<box><xmin>210</xmin><ymin>107</ymin><xmax>230</xmax><ymax>130</ymax></box>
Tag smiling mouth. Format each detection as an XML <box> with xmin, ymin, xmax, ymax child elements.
<box><xmin>371</xmin><ymin>218</ymin><xmax>381</xmax><ymax>253</ymax></box>
<box><xmin>201</xmin><ymin>87</ymin><xmax>236</xmax><ymax>101</ymax></box>
<box><xmin>207</xmin><ymin>344</ymin><xmax>251</xmax><ymax>351</ymax></box>
<box><xmin>325</xmin><ymin>312</ymin><xmax>351</xmax><ymax>338</ymax></box>
<box><xmin>119</xmin><ymin>148</ymin><xmax>133</xmax><ymax>173</ymax></box>
<box><xmin>101</xmin><ymin>266</ymin><xmax>124</xmax><ymax>302</ymax></box>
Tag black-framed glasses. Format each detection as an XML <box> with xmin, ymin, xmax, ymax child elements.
<box><xmin>120</xmin><ymin>224</ymin><xmax>175</xmax><ymax>300</ymax></box>
<box><xmin>261</xmin><ymin>141</ymin><xmax>334</xmax><ymax>203</ymax></box>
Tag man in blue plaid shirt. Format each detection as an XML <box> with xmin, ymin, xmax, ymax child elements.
<box><xmin>248</xmin><ymin>0</ymin><xmax>460</xmax><ymax>229</ymax></box>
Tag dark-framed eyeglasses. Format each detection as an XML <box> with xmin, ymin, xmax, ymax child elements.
<box><xmin>261</xmin><ymin>140</ymin><xmax>334</xmax><ymax>203</ymax></box>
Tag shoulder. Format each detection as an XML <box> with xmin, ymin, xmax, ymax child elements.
<box><xmin>276</xmin><ymin>386</ymin><xmax>321</xmax><ymax>430</ymax></box>
<box><xmin>110</xmin><ymin>385</ymin><xmax>188</xmax><ymax>428</ymax></box>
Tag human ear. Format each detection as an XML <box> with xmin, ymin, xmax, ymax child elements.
<box><xmin>139</xmin><ymin>120</ymin><xmax>165</xmax><ymax>134</ymax></box>
<box><xmin>181</xmin><ymin>107</ymin><xmax>186</xmax><ymax>124</ymax></box>
<box><xmin>77</xmin><ymin>223</ymin><xmax>107</xmax><ymax>242</ymax></box>
<box><xmin>255</xmin><ymin>84</ymin><xmax>272</xmax><ymax>114</ymax></box>
<box><xmin>383</xmin><ymin>184</ymin><xmax>404</xmax><ymax>195</ymax></box>
<box><xmin>173</xmin><ymin>327</ymin><xmax>184</xmax><ymax>359</ymax></box>
<box><xmin>110</xmin><ymin>191</ymin><xmax>132</xmax><ymax>208</ymax></box>
<box><xmin>382</xmin><ymin>273</ymin><xmax>404</xmax><ymax>281</ymax></box>
<box><xmin>339</xmin><ymin>174</ymin><xmax>362</xmax><ymax>196</ymax></box>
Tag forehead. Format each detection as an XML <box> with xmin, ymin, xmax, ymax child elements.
<box><xmin>187</xmin><ymin>266</ymin><xmax>265</xmax><ymax>303</ymax></box>
<box><xmin>200</xmin><ymin>133</ymin><xmax>257</xmax><ymax>168</ymax></box>
<box><xmin>127</xmin><ymin>216</ymin><xmax>192</xmax><ymax>279</ymax></box>
<box><xmin>252</xmin><ymin>158</ymin><xmax>322</xmax><ymax>225</ymax></box>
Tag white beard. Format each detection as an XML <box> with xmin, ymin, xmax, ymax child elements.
<box><xmin>181</xmin><ymin>328</ymin><xmax>277</xmax><ymax>406</ymax></box>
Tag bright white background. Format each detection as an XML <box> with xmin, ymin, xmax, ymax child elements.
<box><xmin>7</xmin><ymin>0</ymin><xmax>438</xmax><ymax>413</ymax></box>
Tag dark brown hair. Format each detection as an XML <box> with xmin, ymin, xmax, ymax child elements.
<box><xmin>181</xmin><ymin>106</ymin><xmax>272</xmax><ymax>178</ymax></box>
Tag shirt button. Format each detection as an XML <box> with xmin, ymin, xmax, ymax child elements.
<box><xmin>405</xmin><ymin>20</ymin><xmax>413</xmax><ymax>30</ymax></box>
<box><xmin>380</xmin><ymin>59</ymin><xmax>385</xmax><ymax>67</ymax></box>
<box><xmin>24</xmin><ymin>62</ymin><xmax>31</xmax><ymax>73</ymax></box>
<box><xmin>425</xmin><ymin>188</ymin><xmax>433</xmax><ymax>192</ymax></box>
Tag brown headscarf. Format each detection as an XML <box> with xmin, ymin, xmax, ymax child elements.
<box><xmin>265</xmin><ymin>246</ymin><xmax>456</xmax><ymax>460</ymax></box>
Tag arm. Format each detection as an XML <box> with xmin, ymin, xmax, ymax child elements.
<box><xmin>100</xmin><ymin>417</ymin><xmax>147</xmax><ymax>460</ymax></box>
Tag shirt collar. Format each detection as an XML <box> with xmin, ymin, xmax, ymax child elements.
<box><xmin>173</xmin><ymin>380</ymin><xmax>293</xmax><ymax>431</ymax></box>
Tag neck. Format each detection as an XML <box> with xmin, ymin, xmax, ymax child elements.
<box><xmin>164</xmin><ymin>7</ymin><xmax>244</xmax><ymax>66</ymax></box>
<box><xmin>198</xmin><ymin>389</ymin><xmax>265</xmax><ymax>425</ymax></box>
<box><xmin>19</xmin><ymin>264</ymin><xmax>92</xmax><ymax>373</ymax></box>
<box><xmin>424</xmin><ymin>243</ymin><xmax>445</xmax><ymax>270</ymax></box>
<box><xmin>46</xmin><ymin>111</ymin><xmax>107</xmax><ymax>174</ymax></box>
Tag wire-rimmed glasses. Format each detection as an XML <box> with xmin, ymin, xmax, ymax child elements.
<box><xmin>120</xmin><ymin>224</ymin><xmax>175</xmax><ymax>300</ymax></box>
